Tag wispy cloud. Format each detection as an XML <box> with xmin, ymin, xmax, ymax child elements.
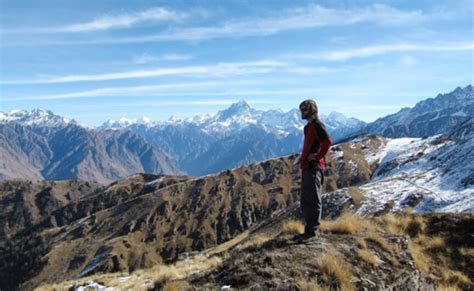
<box><xmin>4</xmin><ymin>81</ymin><xmax>335</xmax><ymax>101</ymax></box>
<box><xmin>5</xmin><ymin>84</ymin><xmax>426</xmax><ymax>102</ymax></box>
<box><xmin>4</xmin><ymin>4</ymin><xmax>431</xmax><ymax>43</ymax></box>
<box><xmin>4</xmin><ymin>82</ymin><xmax>226</xmax><ymax>100</ymax></box>
<box><xmin>65</xmin><ymin>99</ymin><xmax>278</xmax><ymax>110</ymax></box>
<box><xmin>133</xmin><ymin>53</ymin><xmax>193</xmax><ymax>64</ymax></box>
<box><xmin>105</xmin><ymin>4</ymin><xmax>428</xmax><ymax>43</ymax></box>
<box><xmin>285</xmin><ymin>66</ymin><xmax>344</xmax><ymax>74</ymax></box>
<box><xmin>299</xmin><ymin>43</ymin><xmax>474</xmax><ymax>61</ymax></box>
<box><xmin>2</xmin><ymin>7</ymin><xmax>188</xmax><ymax>34</ymax></box>
<box><xmin>1</xmin><ymin>60</ymin><xmax>287</xmax><ymax>84</ymax></box>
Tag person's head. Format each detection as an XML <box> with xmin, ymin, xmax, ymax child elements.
<box><xmin>299</xmin><ymin>99</ymin><xmax>318</xmax><ymax>120</ymax></box>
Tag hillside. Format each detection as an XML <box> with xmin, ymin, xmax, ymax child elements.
<box><xmin>39</xmin><ymin>211</ymin><xmax>474</xmax><ymax>290</ymax></box>
<box><xmin>0</xmin><ymin>119</ymin><xmax>472</xmax><ymax>289</ymax></box>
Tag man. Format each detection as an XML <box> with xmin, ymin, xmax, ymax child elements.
<box><xmin>296</xmin><ymin>99</ymin><xmax>333</xmax><ymax>241</ymax></box>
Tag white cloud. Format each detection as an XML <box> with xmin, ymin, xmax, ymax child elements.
<box><xmin>111</xmin><ymin>4</ymin><xmax>427</xmax><ymax>43</ymax></box>
<box><xmin>64</xmin><ymin>7</ymin><xmax>186</xmax><ymax>32</ymax></box>
<box><xmin>286</xmin><ymin>66</ymin><xmax>344</xmax><ymax>74</ymax></box>
<box><xmin>1</xmin><ymin>60</ymin><xmax>287</xmax><ymax>84</ymax></box>
<box><xmin>162</xmin><ymin>54</ymin><xmax>193</xmax><ymax>61</ymax></box>
<box><xmin>62</xmin><ymin>99</ymin><xmax>277</xmax><ymax>110</ymax></box>
<box><xmin>5</xmin><ymin>82</ymin><xmax>223</xmax><ymax>100</ymax></box>
<box><xmin>3</xmin><ymin>7</ymin><xmax>188</xmax><ymax>34</ymax></box>
<box><xmin>7</xmin><ymin>4</ymin><xmax>430</xmax><ymax>43</ymax></box>
<box><xmin>133</xmin><ymin>53</ymin><xmax>193</xmax><ymax>64</ymax></box>
<box><xmin>300</xmin><ymin>43</ymin><xmax>474</xmax><ymax>61</ymax></box>
<box><xmin>4</xmin><ymin>84</ymin><xmax>336</xmax><ymax>101</ymax></box>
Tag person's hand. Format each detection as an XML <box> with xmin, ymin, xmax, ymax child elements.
<box><xmin>308</xmin><ymin>153</ymin><xmax>317</xmax><ymax>161</ymax></box>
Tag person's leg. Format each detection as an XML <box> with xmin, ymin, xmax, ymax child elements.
<box><xmin>312</xmin><ymin>169</ymin><xmax>323</xmax><ymax>232</ymax></box>
<box><xmin>300</xmin><ymin>168</ymin><xmax>322</xmax><ymax>235</ymax></box>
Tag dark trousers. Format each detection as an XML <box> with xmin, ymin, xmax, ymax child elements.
<box><xmin>301</xmin><ymin>167</ymin><xmax>323</xmax><ymax>233</ymax></box>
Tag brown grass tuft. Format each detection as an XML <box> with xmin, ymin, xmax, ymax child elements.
<box><xmin>281</xmin><ymin>220</ymin><xmax>305</xmax><ymax>235</ymax></box>
<box><xmin>428</xmin><ymin>236</ymin><xmax>446</xmax><ymax>250</ymax></box>
<box><xmin>441</xmin><ymin>269</ymin><xmax>472</xmax><ymax>286</ymax></box>
<box><xmin>357</xmin><ymin>239</ymin><xmax>368</xmax><ymax>249</ymax></box>
<box><xmin>375</xmin><ymin>213</ymin><xmax>427</xmax><ymax>237</ymax></box>
<box><xmin>237</xmin><ymin>234</ymin><xmax>272</xmax><ymax>250</ymax></box>
<box><xmin>437</xmin><ymin>284</ymin><xmax>461</xmax><ymax>291</ymax></box>
<box><xmin>367</xmin><ymin>230</ymin><xmax>393</xmax><ymax>253</ymax></box>
<box><xmin>163</xmin><ymin>280</ymin><xmax>191</xmax><ymax>291</ymax></box>
<box><xmin>389</xmin><ymin>256</ymin><xmax>400</xmax><ymax>267</ymax></box>
<box><xmin>315</xmin><ymin>253</ymin><xmax>353</xmax><ymax>290</ymax></box>
<box><xmin>458</xmin><ymin>247</ymin><xmax>474</xmax><ymax>257</ymax></box>
<box><xmin>347</xmin><ymin>187</ymin><xmax>366</xmax><ymax>207</ymax></box>
<box><xmin>321</xmin><ymin>212</ymin><xmax>369</xmax><ymax>235</ymax></box>
<box><xmin>296</xmin><ymin>280</ymin><xmax>329</xmax><ymax>291</ymax></box>
<box><xmin>408</xmin><ymin>241</ymin><xmax>430</xmax><ymax>274</ymax></box>
<box><xmin>406</xmin><ymin>215</ymin><xmax>427</xmax><ymax>236</ymax></box>
<box><xmin>358</xmin><ymin>249</ymin><xmax>381</xmax><ymax>267</ymax></box>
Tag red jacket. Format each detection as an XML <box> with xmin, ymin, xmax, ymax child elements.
<box><xmin>300</xmin><ymin>120</ymin><xmax>333</xmax><ymax>171</ymax></box>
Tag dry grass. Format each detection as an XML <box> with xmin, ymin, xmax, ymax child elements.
<box><xmin>418</xmin><ymin>234</ymin><xmax>446</xmax><ymax>251</ymax></box>
<box><xmin>37</xmin><ymin>254</ymin><xmax>222</xmax><ymax>290</ymax></box>
<box><xmin>389</xmin><ymin>256</ymin><xmax>400</xmax><ymax>267</ymax></box>
<box><xmin>375</xmin><ymin>213</ymin><xmax>427</xmax><ymax>237</ymax></box>
<box><xmin>236</xmin><ymin>234</ymin><xmax>272</xmax><ymax>251</ymax></box>
<box><xmin>357</xmin><ymin>238</ymin><xmax>367</xmax><ymax>249</ymax></box>
<box><xmin>458</xmin><ymin>247</ymin><xmax>474</xmax><ymax>257</ymax></box>
<box><xmin>347</xmin><ymin>187</ymin><xmax>366</xmax><ymax>207</ymax></box>
<box><xmin>408</xmin><ymin>241</ymin><xmax>430</xmax><ymax>274</ymax></box>
<box><xmin>358</xmin><ymin>249</ymin><xmax>381</xmax><ymax>267</ymax></box>
<box><xmin>320</xmin><ymin>212</ymin><xmax>370</xmax><ymax>235</ymax></box>
<box><xmin>367</xmin><ymin>230</ymin><xmax>394</xmax><ymax>253</ymax></box>
<box><xmin>281</xmin><ymin>220</ymin><xmax>304</xmax><ymax>235</ymax></box>
<box><xmin>296</xmin><ymin>280</ymin><xmax>329</xmax><ymax>291</ymax></box>
<box><xmin>163</xmin><ymin>280</ymin><xmax>191</xmax><ymax>291</ymax></box>
<box><xmin>428</xmin><ymin>236</ymin><xmax>446</xmax><ymax>250</ymax></box>
<box><xmin>437</xmin><ymin>284</ymin><xmax>461</xmax><ymax>291</ymax></box>
<box><xmin>315</xmin><ymin>253</ymin><xmax>354</xmax><ymax>290</ymax></box>
<box><xmin>441</xmin><ymin>270</ymin><xmax>472</xmax><ymax>286</ymax></box>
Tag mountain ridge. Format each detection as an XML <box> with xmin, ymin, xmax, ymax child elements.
<box><xmin>1</xmin><ymin>118</ymin><xmax>472</xmax><ymax>289</ymax></box>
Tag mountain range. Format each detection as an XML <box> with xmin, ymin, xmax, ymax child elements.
<box><xmin>1</xmin><ymin>114</ymin><xmax>472</xmax><ymax>289</ymax></box>
<box><xmin>0</xmin><ymin>113</ymin><xmax>177</xmax><ymax>183</ymax></box>
<box><xmin>0</xmin><ymin>85</ymin><xmax>472</xmax><ymax>182</ymax></box>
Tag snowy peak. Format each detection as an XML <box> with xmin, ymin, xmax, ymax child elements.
<box><xmin>97</xmin><ymin>100</ymin><xmax>365</xmax><ymax>140</ymax></box>
<box><xmin>323</xmin><ymin>111</ymin><xmax>367</xmax><ymax>128</ymax></box>
<box><xmin>442</xmin><ymin>84</ymin><xmax>472</xmax><ymax>99</ymax></box>
<box><xmin>364</xmin><ymin>85</ymin><xmax>473</xmax><ymax>138</ymax></box>
<box><xmin>215</xmin><ymin>100</ymin><xmax>253</xmax><ymax>121</ymax></box>
<box><xmin>101</xmin><ymin>116</ymin><xmax>157</xmax><ymax>129</ymax></box>
<box><xmin>0</xmin><ymin>108</ymin><xmax>76</xmax><ymax>127</ymax></box>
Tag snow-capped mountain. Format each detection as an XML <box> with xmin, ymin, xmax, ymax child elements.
<box><xmin>0</xmin><ymin>118</ymin><xmax>177</xmax><ymax>183</ymax></box>
<box><xmin>101</xmin><ymin>100</ymin><xmax>365</xmax><ymax>140</ymax></box>
<box><xmin>4</xmin><ymin>85</ymin><xmax>469</xmax><ymax>180</ymax></box>
<box><xmin>363</xmin><ymin>85</ymin><xmax>473</xmax><ymax>137</ymax></box>
<box><xmin>98</xmin><ymin>101</ymin><xmax>365</xmax><ymax>175</ymax></box>
<box><xmin>0</xmin><ymin>108</ymin><xmax>77</xmax><ymax>127</ymax></box>
<box><xmin>101</xmin><ymin>116</ymin><xmax>157</xmax><ymax>129</ymax></box>
<box><xmin>328</xmin><ymin>117</ymin><xmax>474</xmax><ymax>214</ymax></box>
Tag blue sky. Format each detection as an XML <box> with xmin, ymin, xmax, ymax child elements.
<box><xmin>0</xmin><ymin>0</ymin><xmax>473</xmax><ymax>126</ymax></box>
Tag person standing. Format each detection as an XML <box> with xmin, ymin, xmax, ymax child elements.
<box><xmin>296</xmin><ymin>99</ymin><xmax>333</xmax><ymax>241</ymax></box>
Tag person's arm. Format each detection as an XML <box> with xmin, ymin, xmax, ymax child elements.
<box><xmin>308</xmin><ymin>121</ymin><xmax>332</xmax><ymax>161</ymax></box>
